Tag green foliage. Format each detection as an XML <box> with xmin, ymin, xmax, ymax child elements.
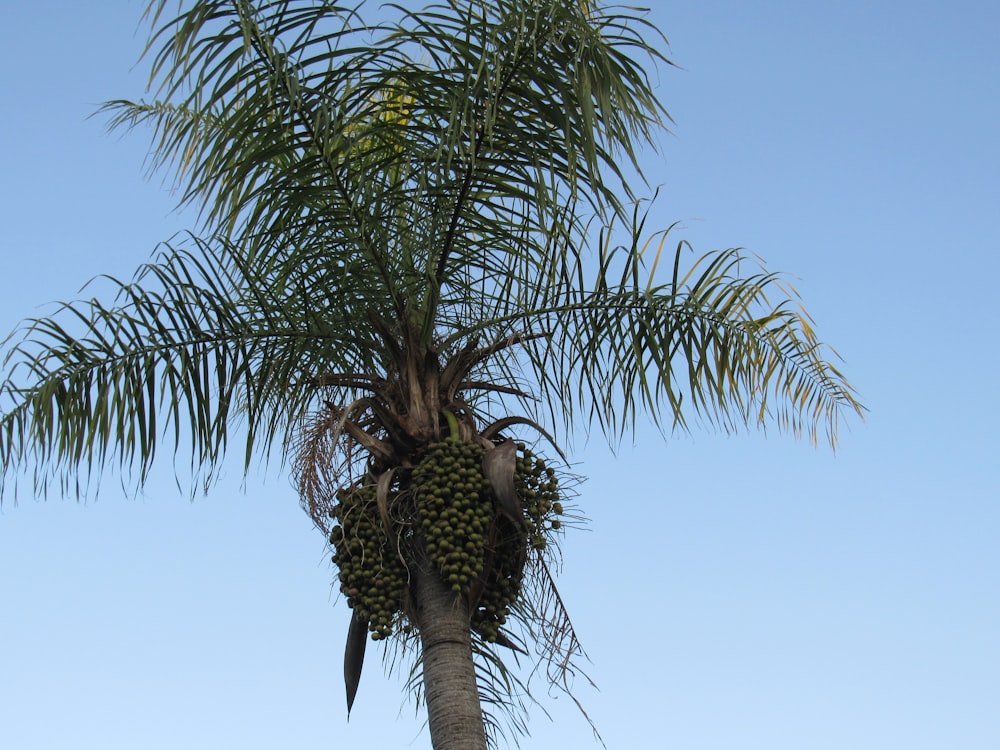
<box><xmin>0</xmin><ymin>0</ymin><xmax>864</xmax><ymax>745</ymax></box>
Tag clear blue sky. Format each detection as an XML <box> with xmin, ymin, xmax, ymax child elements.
<box><xmin>1</xmin><ymin>1</ymin><xmax>997</xmax><ymax>748</ymax></box>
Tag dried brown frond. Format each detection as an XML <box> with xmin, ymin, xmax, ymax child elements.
<box><xmin>290</xmin><ymin>407</ymin><xmax>355</xmax><ymax>533</ymax></box>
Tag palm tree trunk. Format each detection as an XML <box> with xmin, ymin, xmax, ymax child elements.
<box><xmin>414</xmin><ymin>553</ymin><xmax>487</xmax><ymax>750</ymax></box>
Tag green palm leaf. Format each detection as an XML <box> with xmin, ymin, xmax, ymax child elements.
<box><xmin>0</xmin><ymin>2</ymin><xmax>863</xmax><ymax>748</ymax></box>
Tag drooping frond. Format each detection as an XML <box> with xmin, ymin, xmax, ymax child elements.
<box><xmin>106</xmin><ymin>0</ymin><xmax>671</xmax><ymax>345</ymax></box>
<box><xmin>0</xmin><ymin>237</ymin><xmax>395</xmax><ymax>498</ymax></box>
<box><xmin>441</xmin><ymin>215</ymin><xmax>865</xmax><ymax>448</ymax></box>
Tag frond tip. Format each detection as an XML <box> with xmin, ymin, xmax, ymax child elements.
<box><xmin>450</xmin><ymin>213</ymin><xmax>865</xmax><ymax>449</ymax></box>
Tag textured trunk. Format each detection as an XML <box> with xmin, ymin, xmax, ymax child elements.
<box><xmin>414</xmin><ymin>554</ymin><xmax>487</xmax><ymax>750</ymax></box>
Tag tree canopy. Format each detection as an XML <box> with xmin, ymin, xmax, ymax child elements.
<box><xmin>0</xmin><ymin>1</ymin><xmax>863</xmax><ymax>746</ymax></box>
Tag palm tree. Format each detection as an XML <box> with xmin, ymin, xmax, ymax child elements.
<box><xmin>0</xmin><ymin>1</ymin><xmax>863</xmax><ymax>747</ymax></box>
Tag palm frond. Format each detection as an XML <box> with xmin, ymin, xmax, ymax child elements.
<box><xmin>107</xmin><ymin>1</ymin><xmax>671</xmax><ymax>344</ymax></box>
<box><xmin>440</xmin><ymin>214</ymin><xmax>864</xmax><ymax>448</ymax></box>
<box><xmin>0</xmin><ymin>238</ymin><xmax>392</xmax><ymax>498</ymax></box>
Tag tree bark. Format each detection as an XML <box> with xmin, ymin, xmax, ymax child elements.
<box><xmin>414</xmin><ymin>555</ymin><xmax>487</xmax><ymax>750</ymax></box>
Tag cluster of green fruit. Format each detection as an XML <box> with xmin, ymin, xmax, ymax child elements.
<box><xmin>470</xmin><ymin>443</ymin><xmax>564</xmax><ymax>642</ymax></box>
<box><xmin>328</xmin><ymin>482</ymin><xmax>407</xmax><ymax>640</ymax></box>
<box><xmin>412</xmin><ymin>438</ymin><xmax>494</xmax><ymax>598</ymax></box>
<box><xmin>516</xmin><ymin>444</ymin><xmax>564</xmax><ymax>550</ymax></box>
<box><xmin>327</xmin><ymin>438</ymin><xmax>565</xmax><ymax>643</ymax></box>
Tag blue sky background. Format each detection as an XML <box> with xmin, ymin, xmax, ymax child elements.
<box><xmin>1</xmin><ymin>1</ymin><xmax>997</xmax><ymax>748</ymax></box>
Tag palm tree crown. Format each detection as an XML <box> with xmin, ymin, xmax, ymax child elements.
<box><xmin>0</xmin><ymin>1</ymin><xmax>863</xmax><ymax>747</ymax></box>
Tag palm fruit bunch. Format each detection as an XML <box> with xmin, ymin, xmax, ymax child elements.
<box><xmin>515</xmin><ymin>443</ymin><xmax>564</xmax><ymax>549</ymax></box>
<box><xmin>469</xmin><ymin>542</ymin><xmax>521</xmax><ymax>643</ymax></box>
<box><xmin>334</xmin><ymin>437</ymin><xmax>567</xmax><ymax>644</ymax></box>
<box><xmin>412</xmin><ymin>438</ymin><xmax>494</xmax><ymax>597</ymax></box>
<box><xmin>328</xmin><ymin>481</ymin><xmax>407</xmax><ymax>640</ymax></box>
<box><xmin>471</xmin><ymin>442</ymin><xmax>565</xmax><ymax>643</ymax></box>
